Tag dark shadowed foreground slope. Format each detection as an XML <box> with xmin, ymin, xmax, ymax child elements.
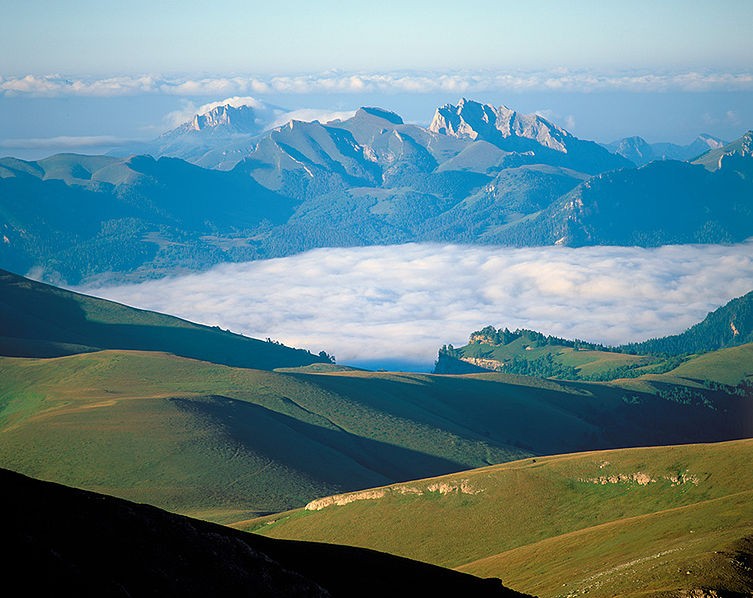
<box><xmin>1</xmin><ymin>468</ymin><xmax>528</xmax><ymax>598</ymax></box>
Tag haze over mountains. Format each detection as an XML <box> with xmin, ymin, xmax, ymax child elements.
<box><xmin>602</xmin><ymin>133</ymin><xmax>726</xmax><ymax>167</ymax></box>
<box><xmin>1</xmin><ymin>97</ymin><xmax>751</xmax><ymax>285</ymax></box>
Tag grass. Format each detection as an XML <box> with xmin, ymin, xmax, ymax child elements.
<box><xmin>240</xmin><ymin>439</ymin><xmax>753</xmax><ymax>597</ymax></box>
<box><xmin>2</xmin><ymin>347</ymin><xmax>750</xmax><ymax>524</ymax></box>
<box><xmin>456</xmin><ymin>336</ymin><xmax>653</xmax><ymax>379</ymax></box>
<box><xmin>460</xmin><ymin>490</ymin><xmax>753</xmax><ymax>597</ymax></box>
<box><xmin>656</xmin><ymin>343</ymin><xmax>753</xmax><ymax>386</ymax></box>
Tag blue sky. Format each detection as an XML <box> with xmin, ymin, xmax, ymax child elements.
<box><xmin>1</xmin><ymin>1</ymin><xmax>752</xmax><ymax>157</ymax></box>
<box><xmin>2</xmin><ymin>0</ymin><xmax>752</xmax><ymax>74</ymax></box>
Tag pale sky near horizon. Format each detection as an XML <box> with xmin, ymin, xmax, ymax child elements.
<box><xmin>2</xmin><ymin>0</ymin><xmax>752</xmax><ymax>75</ymax></box>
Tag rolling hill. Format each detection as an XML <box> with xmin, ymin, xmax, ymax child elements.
<box><xmin>0</xmin><ymin>270</ymin><xmax>751</xmax><ymax>523</ymax></box>
<box><xmin>239</xmin><ymin>439</ymin><xmax>753</xmax><ymax>598</ymax></box>
<box><xmin>3</xmin><ymin>467</ymin><xmax>525</xmax><ymax>597</ymax></box>
<box><xmin>1</xmin><ymin>346</ymin><xmax>751</xmax><ymax>522</ymax></box>
<box><xmin>0</xmin><ymin>267</ymin><xmax>328</xmax><ymax>369</ymax></box>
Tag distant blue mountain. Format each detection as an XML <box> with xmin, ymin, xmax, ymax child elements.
<box><xmin>1</xmin><ymin>101</ymin><xmax>750</xmax><ymax>284</ymax></box>
<box><xmin>603</xmin><ymin>133</ymin><xmax>726</xmax><ymax>167</ymax></box>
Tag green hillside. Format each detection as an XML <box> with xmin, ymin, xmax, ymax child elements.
<box><xmin>241</xmin><ymin>439</ymin><xmax>753</xmax><ymax>597</ymax></box>
<box><xmin>436</xmin><ymin>327</ymin><xmax>652</xmax><ymax>380</ymax></box>
<box><xmin>437</xmin><ymin>291</ymin><xmax>753</xmax><ymax>381</ymax></box>
<box><xmin>0</xmin><ymin>154</ymin><xmax>295</xmax><ymax>283</ymax></box>
<box><xmin>0</xmin><ymin>268</ymin><xmax>327</xmax><ymax>369</ymax></box>
<box><xmin>621</xmin><ymin>289</ymin><xmax>753</xmax><ymax>356</ymax></box>
<box><xmin>1</xmin><ymin>343</ymin><xmax>750</xmax><ymax>522</ymax></box>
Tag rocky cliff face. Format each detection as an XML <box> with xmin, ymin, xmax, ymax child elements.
<box><xmin>429</xmin><ymin>98</ymin><xmax>569</xmax><ymax>152</ymax></box>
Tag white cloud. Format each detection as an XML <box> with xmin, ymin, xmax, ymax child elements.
<box><xmin>162</xmin><ymin>96</ymin><xmax>283</xmax><ymax>129</ymax></box>
<box><xmin>0</xmin><ymin>135</ymin><xmax>132</xmax><ymax>150</ymax></box>
<box><xmin>159</xmin><ymin>96</ymin><xmax>356</xmax><ymax>132</ymax></box>
<box><xmin>195</xmin><ymin>96</ymin><xmax>268</xmax><ymax>114</ymax></box>
<box><xmin>3</xmin><ymin>70</ymin><xmax>753</xmax><ymax>98</ymax></box>
<box><xmin>80</xmin><ymin>242</ymin><xmax>753</xmax><ymax>371</ymax></box>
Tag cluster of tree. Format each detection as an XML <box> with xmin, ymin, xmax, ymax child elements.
<box><xmin>701</xmin><ymin>378</ymin><xmax>753</xmax><ymax>398</ymax></box>
<box><xmin>583</xmin><ymin>356</ymin><xmax>687</xmax><ymax>382</ymax></box>
<box><xmin>499</xmin><ymin>353</ymin><xmax>579</xmax><ymax>379</ymax></box>
<box><xmin>655</xmin><ymin>385</ymin><xmax>716</xmax><ymax>410</ymax></box>
<box><xmin>619</xmin><ymin>291</ymin><xmax>753</xmax><ymax>356</ymax></box>
<box><xmin>469</xmin><ymin>325</ymin><xmax>611</xmax><ymax>352</ymax></box>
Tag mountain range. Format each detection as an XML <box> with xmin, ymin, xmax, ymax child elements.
<box><xmin>1</xmin><ymin>99</ymin><xmax>751</xmax><ymax>285</ymax></box>
<box><xmin>602</xmin><ymin>133</ymin><xmax>726</xmax><ymax>167</ymax></box>
<box><xmin>115</xmin><ymin>99</ymin><xmax>286</xmax><ymax>170</ymax></box>
<box><xmin>2</xmin><ymin>95</ymin><xmax>751</xmax><ymax>596</ymax></box>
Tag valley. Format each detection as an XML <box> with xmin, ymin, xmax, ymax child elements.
<box><xmin>1</xmin><ymin>270</ymin><xmax>751</xmax><ymax>527</ymax></box>
<box><xmin>1</xmin><ymin>95</ymin><xmax>751</xmax><ymax>596</ymax></box>
<box><xmin>5</xmin><ymin>3</ymin><xmax>753</xmax><ymax>595</ymax></box>
<box><xmin>2</xmin><ymin>99</ymin><xmax>751</xmax><ymax>285</ymax></box>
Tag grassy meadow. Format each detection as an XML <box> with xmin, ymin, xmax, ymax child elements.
<box><xmin>240</xmin><ymin>439</ymin><xmax>753</xmax><ymax>597</ymax></box>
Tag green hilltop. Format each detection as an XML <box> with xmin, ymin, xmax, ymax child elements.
<box><xmin>436</xmin><ymin>289</ymin><xmax>753</xmax><ymax>382</ymax></box>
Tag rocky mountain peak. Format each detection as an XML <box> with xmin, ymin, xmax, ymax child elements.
<box><xmin>190</xmin><ymin>104</ymin><xmax>260</xmax><ymax>133</ymax></box>
<box><xmin>429</xmin><ymin>99</ymin><xmax>569</xmax><ymax>153</ymax></box>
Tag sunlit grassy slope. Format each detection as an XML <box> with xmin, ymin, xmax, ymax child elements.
<box><xmin>456</xmin><ymin>335</ymin><xmax>648</xmax><ymax>378</ymax></box>
<box><xmin>241</xmin><ymin>439</ymin><xmax>753</xmax><ymax>597</ymax></box>
<box><xmin>441</xmin><ymin>290</ymin><xmax>753</xmax><ymax>381</ymax></box>
<box><xmin>654</xmin><ymin>343</ymin><xmax>753</xmax><ymax>386</ymax></box>
<box><xmin>2</xmin><ymin>347</ymin><xmax>750</xmax><ymax>523</ymax></box>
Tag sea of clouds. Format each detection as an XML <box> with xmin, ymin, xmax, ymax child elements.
<box><xmin>3</xmin><ymin>70</ymin><xmax>753</xmax><ymax>98</ymax></box>
<box><xmin>83</xmin><ymin>242</ymin><xmax>753</xmax><ymax>371</ymax></box>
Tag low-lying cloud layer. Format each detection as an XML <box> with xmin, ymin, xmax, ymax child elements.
<box><xmin>3</xmin><ymin>70</ymin><xmax>753</xmax><ymax>98</ymax></box>
<box><xmin>0</xmin><ymin>135</ymin><xmax>133</xmax><ymax>150</ymax></box>
<box><xmin>84</xmin><ymin>243</ymin><xmax>753</xmax><ymax>370</ymax></box>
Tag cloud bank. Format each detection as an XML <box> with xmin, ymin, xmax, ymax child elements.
<box><xmin>3</xmin><ymin>70</ymin><xmax>753</xmax><ymax>98</ymax></box>
<box><xmin>81</xmin><ymin>243</ymin><xmax>753</xmax><ymax>371</ymax></box>
<box><xmin>0</xmin><ymin>135</ymin><xmax>133</xmax><ymax>150</ymax></box>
